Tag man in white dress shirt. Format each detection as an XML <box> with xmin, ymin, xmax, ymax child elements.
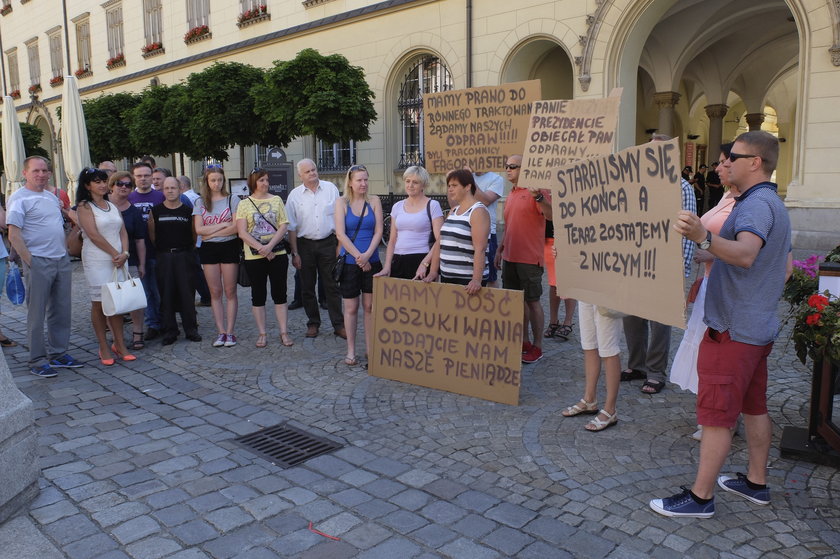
<box><xmin>286</xmin><ymin>159</ymin><xmax>346</xmax><ymax>339</ymax></box>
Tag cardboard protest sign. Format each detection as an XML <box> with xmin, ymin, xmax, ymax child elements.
<box><xmin>423</xmin><ymin>80</ymin><xmax>541</xmax><ymax>174</ymax></box>
<box><xmin>551</xmin><ymin>138</ymin><xmax>687</xmax><ymax>329</ymax></box>
<box><xmin>370</xmin><ymin>278</ymin><xmax>524</xmax><ymax>405</ymax></box>
<box><xmin>520</xmin><ymin>90</ymin><xmax>621</xmax><ymax>190</ymax></box>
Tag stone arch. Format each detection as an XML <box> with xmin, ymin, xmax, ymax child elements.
<box><xmin>499</xmin><ymin>35</ymin><xmax>575</xmax><ymax>100</ymax></box>
<box><xmin>25</xmin><ymin>100</ymin><xmax>60</xmax><ymax>178</ymax></box>
<box><xmin>487</xmin><ymin>20</ymin><xmax>579</xmax><ymax>91</ymax></box>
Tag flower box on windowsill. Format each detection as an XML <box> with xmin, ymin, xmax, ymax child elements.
<box><xmin>106</xmin><ymin>53</ymin><xmax>125</xmax><ymax>70</ymax></box>
<box><xmin>9</xmin><ymin>89</ymin><xmax>20</xmax><ymax>99</ymax></box>
<box><xmin>0</xmin><ymin>6</ymin><xmax>12</xmax><ymax>17</ymax></box>
<box><xmin>28</xmin><ymin>84</ymin><xmax>41</xmax><ymax>95</ymax></box>
<box><xmin>75</xmin><ymin>69</ymin><xmax>93</xmax><ymax>79</ymax></box>
<box><xmin>141</xmin><ymin>46</ymin><xmax>165</xmax><ymax>59</ymax></box>
<box><xmin>184</xmin><ymin>25</ymin><xmax>211</xmax><ymax>44</ymax></box>
<box><xmin>50</xmin><ymin>76</ymin><xmax>64</xmax><ymax>87</ymax></box>
<box><xmin>237</xmin><ymin>5</ymin><xmax>270</xmax><ymax>28</ymax></box>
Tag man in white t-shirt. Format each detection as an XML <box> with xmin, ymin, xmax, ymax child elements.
<box><xmin>472</xmin><ymin>171</ymin><xmax>504</xmax><ymax>287</ymax></box>
<box><xmin>6</xmin><ymin>156</ymin><xmax>82</xmax><ymax>377</ymax></box>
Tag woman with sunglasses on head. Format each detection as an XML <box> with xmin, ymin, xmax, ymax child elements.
<box><xmin>108</xmin><ymin>172</ymin><xmax>148</xmax><ymax>350</ymax></box>
<box><xmin>432</xmin><ymin>169</ymin><xmax>490</xmax><ymax>294</ymax></box>
<box><xmin>236</xmin><ymin>169</ymin><xmax>293</xmax><ymax>348</ymax></box>
<box><xmin>335</xmin><ymin>165</ymin><xmax>383</xmax><ymax>366</ymax></box>
<box><xmin>193</xmin><ymin>167</ymin><xmax>241</xmax><ymax>348</ymax></box>
<box><xmin>374</xmin><ymin>166</ymin><xmax>443</xmax><ymax>281</ymax></box>
<box><xmin>76</xmin><ymin>168</ymin><xmax>135</xmax><ymax>365</ymax></box>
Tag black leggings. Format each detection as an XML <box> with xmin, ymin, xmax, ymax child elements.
<box><xmin>244</xmin><ymin>254</ymin><xmax>288</xmax><ymax>306</ymax></box>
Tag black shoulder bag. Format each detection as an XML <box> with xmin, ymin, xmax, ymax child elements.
<box><xmin>426</xmin><ymin>200</ymin><xmax>437</xmax><ymax>247</ymax></box>
<box><xmin>332</xmin><ymin>202</ymin><xmax>368</xmax><ymax>284</ymax></box>
<box><xmin>247</xmin><ymin>197</ymin><xmax>290</xmax><ymax>256</ymax></box>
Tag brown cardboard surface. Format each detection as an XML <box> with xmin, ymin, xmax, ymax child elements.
<box><xmin>422</xmin><ymin>80</ymin><xmax>541</xmax><ymax>174</ymax></box>
<box><xmin>369</xmin><ymin>277</ymin><xmax>524</xmax><ymax>405</ymax></box>
<box><xmin>551</xmin><ymin>139</ymin><xmax>687</xmax><ymax>329</ymax></box>
<box><xmin>520</xmin><ymin>92</ymin><xmax>621</xmax><ymax>190</ymax></box>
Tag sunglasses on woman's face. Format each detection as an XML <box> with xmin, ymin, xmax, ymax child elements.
<box><xmin>114</xmin><ymin>181</ymin><xmax>132</xmax><ymax>188</ymax></box>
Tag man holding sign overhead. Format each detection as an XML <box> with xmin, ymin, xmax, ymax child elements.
<box><xmin>494</xmin><ymin>155</ymin><xmax>552</xmax><ymax>364</ymax></box>
<box><xmin>650</xmin><ymin>131</ymin><xmax>791</xmax><ymax>518</ymax></box>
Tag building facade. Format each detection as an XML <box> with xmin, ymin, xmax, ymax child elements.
<box><xmin>1</xmin><ymin>0</ymin><xmax>837</xmax><ymax>252</ymax></box>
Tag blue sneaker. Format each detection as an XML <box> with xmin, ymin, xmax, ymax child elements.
<box><xmin>30</xmin><ymin>363</ymin><xmax>58</xmax><ymax>378</ymax></box>
<box><xmin>49</xmin><ymin>353</ymin><xmax>83</xmax><ymax>368</ymax></box>
<box><xmin>717</xmin><ymin>473</ymin><xmax>770</xmax><ymax>505</ymax></box>
<box><xmin>650</xmin><ymin>486</ymin><xmax>715</xmax><ymax>518</ymax></box>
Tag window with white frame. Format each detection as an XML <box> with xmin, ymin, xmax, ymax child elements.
<box><xmin>47</xmin><ymin>28</ymin><xmax>64</xmax><ymax>79</ymax></box>
<box><xmin>397</xmin><ymin>55</ymin><xmax>453</xmax><ymax>169</ymax></box>
<box><xmin>74</xmin><ymin>15</ymin><xmax>92</xmax><ymax>72</ymax></box>
<box><xmin>240</xmin><ymin>0</ymin><xmax>263</xmax><ymax>11</ymax></box>
<box><xmin>7</xmin><ymin>48</ymin><xmax>20</xmax><ymax>93</ymax></box>
<box><xmin>317</xmin><ymin>139</ymin><xmax>356</xmax><ymax>173</ymax></box>
<box><xmin>25</xmin><ymin>39</ymin><xmax>41</xmax><ymax>86</ymax></box>
<box><xmin>186</xmin><ymin>0</ymin><xmax>210</xmax><ymax>29</ymax></box>
<box><xmin>143</xmin><ymin>0</ymin><xmax>163</xmax><ymax>47</ymax></box>
<box><xmin>105</xmin><ymin>3</ymin><xmax>124</xmax><ymax>59</ymax></box>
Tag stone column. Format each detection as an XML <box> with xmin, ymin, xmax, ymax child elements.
<box><xmin>653</xmin><ymin>91</ymin><xmax>681</xmax><ymax>137</ymax></box>
<box><xmin>745</xmin><ymin>112</ymin><xmax>765</xmax><ymax>131</ymax></box>
<box><xmin>704</xmin><ymin>104</ymin><xmax>729</xmax><ymax>156</ymax></box>
<box><xmin>0</xmin><ymin>353</ymin><xmax>40</xmax><ymax>523</ymax></box>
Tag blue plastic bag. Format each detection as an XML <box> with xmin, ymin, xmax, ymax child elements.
<box><xmin>5</xmin><ymin>262</ymin><xmax>25</xmax><ymax>305</ymax></box>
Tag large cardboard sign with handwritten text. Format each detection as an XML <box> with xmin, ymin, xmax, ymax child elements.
<box><xmin>520</xmin><ymin>91</ymin><xmax>621</xmax><ymax>190</ymax></box>
<box><xmin>552</xmin><ymin>139</ymin><xmax>687</xmax><ymax>329</ymax></box>
<box><xmin>423</xmin><ymin>80</ymin><xmax>541</xmax><ymax>174</ymax></box>
<box><xmin>370</xmin><ymin>278</ymin><xmax>524</xmax><ymax>405</ymax></box>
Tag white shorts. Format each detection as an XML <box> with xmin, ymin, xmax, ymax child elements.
<box><xmin>578</xmin><ymin>301</ymin><xmax>622</xmax><ymax>357</ymax></box>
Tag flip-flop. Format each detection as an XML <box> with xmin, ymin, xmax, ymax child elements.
<box><xmin>620</xmin><ymin>368</ymin><xmax>646</xmax><ymax>382</ymax></box>
<box><xmin>641</xmin><ymin>379</ymin><xmax>665</xmax><ymax>394</ymax></box>
<box><xmin>344</xmin><ymin>356</ymin><xmax>358</xmax><ymax>366</ymax></box>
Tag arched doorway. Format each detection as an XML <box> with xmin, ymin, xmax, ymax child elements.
<box><xmin>501</xmin><ymin>37</ymin><xmax>574</xmax><ymax>100</ymax></box>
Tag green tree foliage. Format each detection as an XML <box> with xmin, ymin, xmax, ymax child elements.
<box><xmin>254</xmin><ymin>48</ymin><xmax>377</xmax><ymax>146</ymax></box>
<box><xmin>125</xmin><ymin>83</ymin><xmax>192</xmax><ymax>159</ymax></box>
<box><xmin>183</xmin><ymin>61</ymin><xmax>268</xmax><ymax>161</ymax></box>
<box><xmin>0</xmin><ymin>122</ymin><xmax>50</xmax><ymax>175</ymax></box>
<box><xmin>82</xmin><ymin>92</ymin><xmax>141</xmax><ymax>163</ymax></box>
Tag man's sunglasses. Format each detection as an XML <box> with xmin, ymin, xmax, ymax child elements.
<box><xmin>728</xmin><ymin>152</ymin><xmax>759</xmax><ymax>162</ymax></box>
<box><xmin>504</xmin><ymin>164</ymin><xmax>520</xmax><ymax>170</ymax></box>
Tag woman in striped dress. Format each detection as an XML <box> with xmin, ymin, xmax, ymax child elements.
<box><xmin>436</xmin><ymin>169</ymin><xmax>490</xmax><ymax>295</ymax></box>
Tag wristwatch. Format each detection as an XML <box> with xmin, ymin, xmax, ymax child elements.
<box><xmin>534</xmin><ymin>194</ymin><xmax>544</xmax><ymax>203</ymax></box>
<box><xmin>697</xmin><ymin>231</ymin><xmax>712</xmax><ymax>250</ymax></box>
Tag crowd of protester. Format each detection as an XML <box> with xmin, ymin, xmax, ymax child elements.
<box><xmin>0</xmin><ymin>129</ymin><xmax>799</xmax><ymax>519</ymax></box>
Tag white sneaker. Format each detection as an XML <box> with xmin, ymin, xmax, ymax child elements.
<box><xmin>213</xmin><ymin>333</ymin><xmax>227</xmax><ymax>347</ymax></box>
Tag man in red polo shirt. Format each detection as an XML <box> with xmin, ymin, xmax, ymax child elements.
<box><xmin>494</xmin><ymin>154</ymin><xmax>552</xmax><ymax>363</ymax></box>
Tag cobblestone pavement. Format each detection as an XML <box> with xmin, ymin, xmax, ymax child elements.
<box><xmin>1</xmin><ymin>261</ymin><xmax>838</xmax><ymax>558</ymax></box>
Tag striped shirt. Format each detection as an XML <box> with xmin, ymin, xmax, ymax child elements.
<box><xmin>439</xmin><ymin>201</ymin><xmax>490</xmax><ymax>282</ymax></box>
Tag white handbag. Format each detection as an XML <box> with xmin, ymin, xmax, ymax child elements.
<box><xmin>101</xmin><ymin>266</ymin><xmax>147</xmax><ymax>317</ymax></box>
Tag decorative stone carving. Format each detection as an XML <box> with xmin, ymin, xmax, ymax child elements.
<box><xmin>704</xmin><ymin>104</ymin><xmax>729</xmax><ymax>119</ymax></box>
<box><xmin>745</xmin><ymin>112</ymin><xmax>765</xmax><ymax>131</ymax></box>
<box><xmin>653</xmin><ymin>91</ymin><xmax>681</xmax><ymax>109</ymax></box>
<box><xmin>831</xmin><ymin>46</ymin><xmax>840</xmax><ymax>66</ymax></box>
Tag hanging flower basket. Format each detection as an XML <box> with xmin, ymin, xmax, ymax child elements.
<box><xmin>9</xmin><ymin>89</ymin><xmax>20</xmax><ymax>99</ymax></box>
<box><xmin>184</xmin><ymin>25</ymin><xmax>211</xmax><ymax>44</ymax></box>
<box><xmin>106</xmin><ymin>53</ymin><xmax>125</xmax><ymax>69</ymax></box>
<box><xmin>237</xmin><ymin>5</ymin><xmax>269</xmax><ymax>27</ymax></box>
<box><xmin>50</xmin><ymin>76</ymin><xmax>64</xmax><ymax>87</ymax></box>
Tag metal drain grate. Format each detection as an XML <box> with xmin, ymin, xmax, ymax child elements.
<box><xmin>232</xmin><ymin>423</ymin><xmax>343</xmax><ymax>468</ymax></box>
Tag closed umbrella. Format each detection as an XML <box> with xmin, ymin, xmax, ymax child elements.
<box><xmin>60</xmin><ymin>75</ymin><xmax>92</xmax><ymax>204</ymax></box>
<box><xmin>2</xmin><ymin>95</ymin><xmax>26</xmax><ymax>197</ymax></box>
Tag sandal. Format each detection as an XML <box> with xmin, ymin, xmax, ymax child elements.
<box><xmin>344</xmin><ymin>356</ymin><xmax>358</xmax><ymax>366</ymax></box>
<box><xmin>280</xmin><ymin>332</ymin><xmax>294</xmax><ymax>347</ymax></box>
<box><xmin>641</xmin><ymin>379</ymin><xmax>665</xmax><ymax>394</ymax></box>
<box><xmin>0</xmin><ymin>336</ymin><xmax>18</xmax><ymax>347</ymax></box>
<box><xmin>556</xmin><ymin>324</ymin><xmax>573</xmax><ymax>341</ymax></box>
<box><xmin>620</xmin><ymin>368</ymin><xmax>646</xmax><ymax>382</ymax></box>
<box><xmin>544</xmin><ymin>322</ymin><xmax>560</xmax><ymax>338</ymax></box>
<box><xmin>585</xmin><ymin>409</ymin><xmax>618</xmax><ymax>432</ymax></box>
<box><xmin>130</xmin><ymin>332</ymin><xmax>145</xmax><ymax>350</ymax></box>
<box><xmin>561</xmin><ymin>399</ymin><xmax>599</xmax><ymax>417</ymax></box>
<box><xmin>255</xmin><ymin>333</ymin><xmax>267</xmax><ymax>348</ymax></box>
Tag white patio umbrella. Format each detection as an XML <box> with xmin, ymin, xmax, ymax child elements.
<box><xmin>2</xmin><ymin>95</ymin><xmax>27</xmax><ymax>197</ymax></box>
<box><xmin>60</xmin><ymin>75</ymin><xmax>92</xmax><ymax>204</ymax></box>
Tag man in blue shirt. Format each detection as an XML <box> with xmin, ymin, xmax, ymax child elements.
<box><xmin>650</xmin><ymin>131</ymin><xmax>791</xmax><ymax>518</ymax></box>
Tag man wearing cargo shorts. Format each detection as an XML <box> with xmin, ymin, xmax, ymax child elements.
<box><xmin>650</xmin><ymin>131</ymin><xmax>791</xmax><ymax>518</ymax></box>
<box><xmin>494</xmin><ymin>154</ymin><xmax>552</xmax><ymax>364</ymax></box>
